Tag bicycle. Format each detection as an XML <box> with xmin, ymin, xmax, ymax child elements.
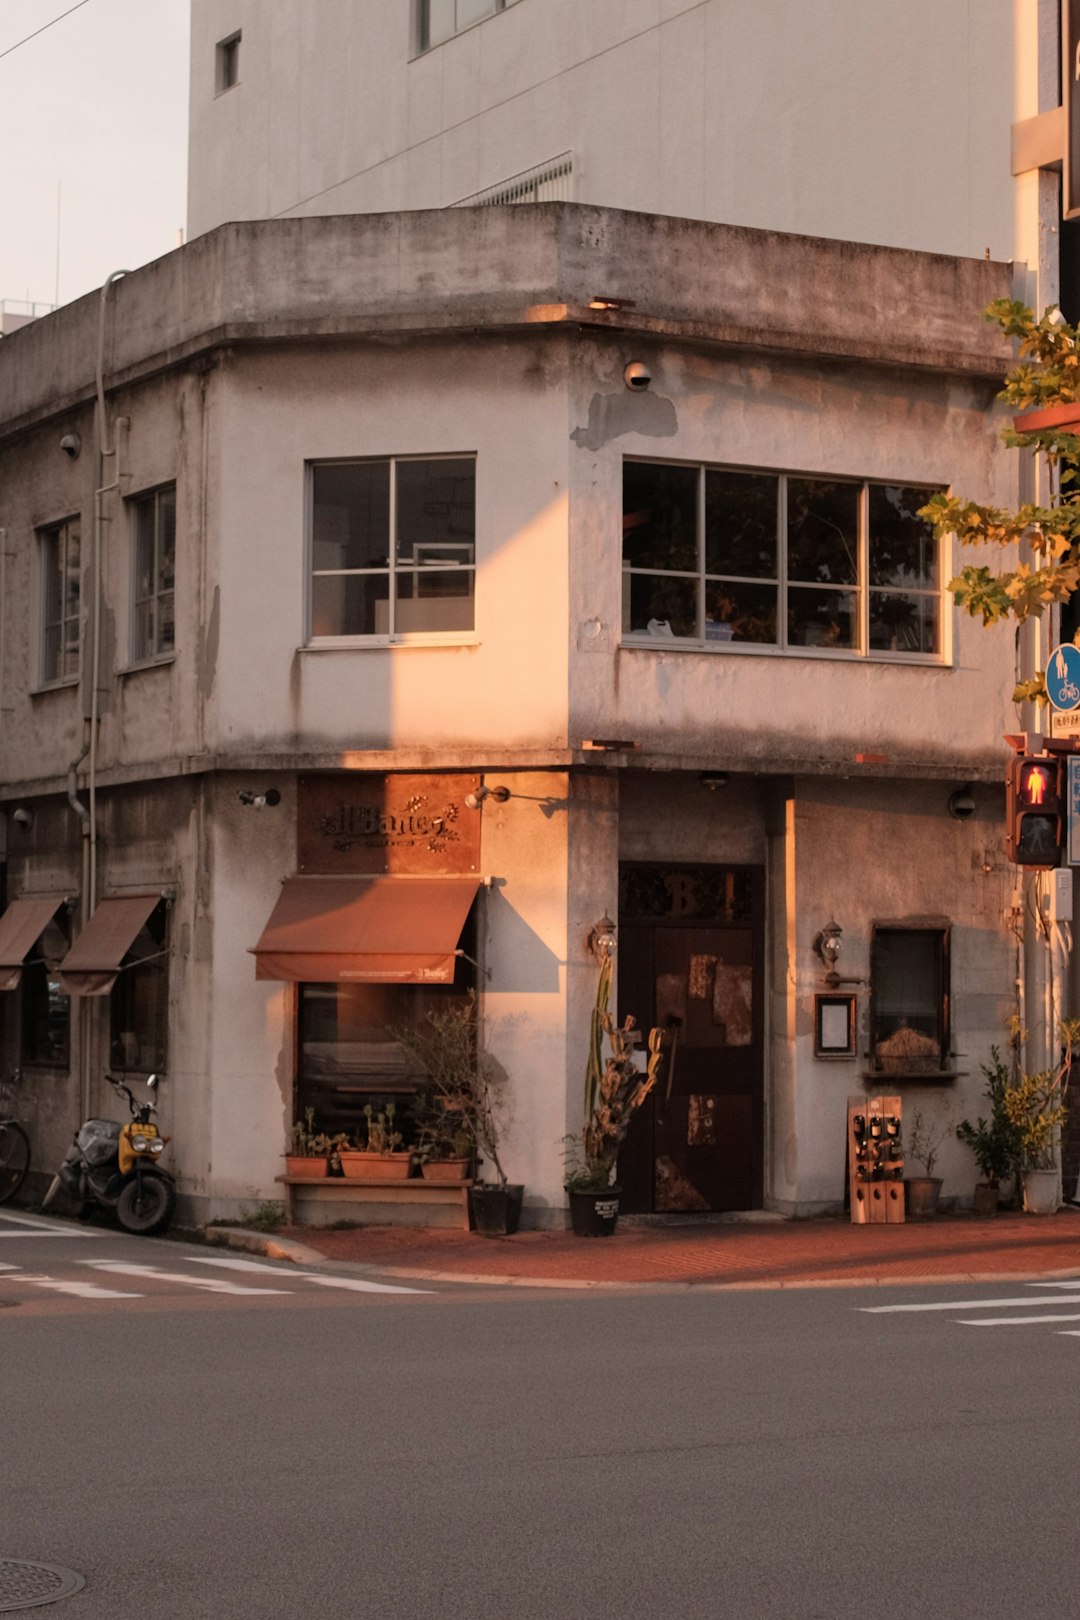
<box><xmin>0</xmin><ymin>1069</ymin><xmax>30</xmax><ymax>1206</ymax></box>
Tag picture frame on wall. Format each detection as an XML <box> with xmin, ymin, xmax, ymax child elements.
<box><xmin>814</xmin><ymin>993</ymin><xmax>856</xmax><ymax>1058</ymax></box>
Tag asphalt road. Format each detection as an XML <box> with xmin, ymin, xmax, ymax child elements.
<box><xmin>3</xmin><ymin>1214</ymin><xmax>1080</xmax><ymax>1619</ymax></box>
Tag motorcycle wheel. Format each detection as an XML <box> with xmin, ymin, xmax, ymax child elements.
<box><xmin>0</xmin><ymin>1121</ymin><xmax>30</xmax><ymax>1205</ymax></box>
<box><xmin>116</xmin><ymin>1174</ymin><xmax>176</xmax><ymax>1236</ymax></box>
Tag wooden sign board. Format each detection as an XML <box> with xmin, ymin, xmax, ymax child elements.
<box><xmin>297</xmin><ymin>773</ymin><xmax>482</xmax><ymax>875</ymax></box>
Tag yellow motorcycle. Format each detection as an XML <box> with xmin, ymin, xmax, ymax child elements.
<box><xmin>43</xmin><ymin>1074</ymin><xmax>175</xmax><ymax>1235</ymax></box>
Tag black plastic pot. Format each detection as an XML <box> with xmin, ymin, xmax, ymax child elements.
<box><xmin>568</xmin><ymin>1186</ymin><xmax>621</xmax><ymax>1237</ymax></box>
<box><xmin>468</xmin><ymin>1183</ymin><xmax>524</xmax><ymax>1237</ymax></box>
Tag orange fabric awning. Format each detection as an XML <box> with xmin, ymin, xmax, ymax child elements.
<box><xmin>0</xmin><ymin>895</ymin><xmax>68</xmax><ymax>992</ymax></box>
<box><xmin>58</xmin><ymin>894</ymin><xmax>161</xmax><ymax>998</ymax></box>
<box><xmin>250</xmin><ymin>875</ymin><xmax>480</xmax><ymax>984</ymax></box>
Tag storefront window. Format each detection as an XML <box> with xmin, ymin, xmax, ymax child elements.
<box><xmin>109</xmin><ymin>904</ymin><xmax>169</xmax><ymax>1073</ymax></box>
<box><xmin>870</xmin><ymin>926</ymin><xmax>949</xmax><ymax>1073</ymax></box>
<box><xmin>21</xmin><ymin>917</ymin><xmax>70</xmax><ymax>1067</ymax></box>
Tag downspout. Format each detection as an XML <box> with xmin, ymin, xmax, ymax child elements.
<box><xmin>91</xmin><ymin>269</ymin><xmax>128</xmax><ymax>914</ymax></box>
<box><xmin>67</xmin><ymin>730</ymin><xmax>92</xmax><ymax>1118</ymax></box>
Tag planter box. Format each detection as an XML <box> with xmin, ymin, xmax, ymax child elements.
<box><xmin>284</xmin><ymin>1155</ymin><xmax>329</xmax><ymax>1180</ymax></box>
<box><xmin>338</xmin><ymin>1151</ymin><xmax>413</xmax><ymax>1182</ymax></box>
<box><xmin>421</xmin><ymin>1159</ymin><xmax>470</xmax><ymax>1183</ymax></box>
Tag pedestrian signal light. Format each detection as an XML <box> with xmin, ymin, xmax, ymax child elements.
<box><xmin>1006</xmin><ymin>755</ymin><xmax>1063</xmax><ymax>867</ymax></box>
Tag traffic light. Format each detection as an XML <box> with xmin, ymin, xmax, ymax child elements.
<box><xmin>1006</xmin><ymin>754</ymin><xmax>1063</xmax><ymax>867</ymax></box>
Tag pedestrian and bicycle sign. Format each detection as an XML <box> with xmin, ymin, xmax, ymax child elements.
<box><xmin>1047</xmin><ymin>644</ymin><xmax>1080</xmax><ymax>739</ymax></box>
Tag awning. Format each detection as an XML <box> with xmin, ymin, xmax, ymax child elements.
<box><xmin>0</xmin><ymin>895</ymin><xmax>69</xmax><ymax>992</ymax></box>
<box><xmin>250</xmin><ymin>875</ymin><xmax>481</xmax><ymax>984</ymax></box>
<box><xmin>58</xmin><ymin>893</ymin><xmax>161</xmax><ymax>998</ymax></box>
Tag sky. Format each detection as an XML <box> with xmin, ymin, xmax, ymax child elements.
<box><xmin>0</xmin><ymin>0</ymin><xmax>189</xmax><ymax>312</ymax></box>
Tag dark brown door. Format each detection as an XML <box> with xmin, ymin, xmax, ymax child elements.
<box><xmin>617</xmin><ymin>865</ymin><xmax>764</xmax><ymax>1214</ymax></box>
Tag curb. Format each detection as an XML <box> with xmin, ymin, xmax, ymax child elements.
<box><xmin>202</xmin><ymin>1226</ymin><xmax>329</xmax><ymax>1267</ymax></box>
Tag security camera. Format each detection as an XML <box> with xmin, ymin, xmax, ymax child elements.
<box><xmin>59</xmin><ymin>433</ymin><xmax>81</xmax><ymax>459</ymax></box>
<box><xmin>624</xmin><ymin>361</ymin><xmax>652</xmax><ymax>391</ymax></box>
<box><xmin>11</xmin><ymin>807</ymin><xmax>33</xmax><ymax>830</ymax></box>
<box><xmin>948</xmin><ymin>787</ymin><xmax>976</xmax><ymax>821</ymax></box>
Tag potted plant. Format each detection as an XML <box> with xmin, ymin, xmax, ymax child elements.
<box><xmin>413</xmin><ymin>1109</ymin><xmax>474</xmax><ymax>1183</ymax></box>
<box><xmin>285</xmin><ymin>1108</ymin><xmax>331</xmax><ymax>1179</ymax></box>
<box><xmin>904</xmin><ymin>1109</ymin><xmax>950</xmax><ymax>1218</ymax></box>
<box><xmin>1002</xmin><ymin>1021</ymin><xmax>1078</xmax><ymax>1214</ymax></box>
<box><xmin>338</xmin><ymin>1102</ymin><xmax>413</xmax><ymax>1181</ymax></box>
<box><xmin>564</xmin><ymin>944</ymin><xmax>664</xmax><ymax>1236</ymax></box>
<box><xmin>393</xmin><ymin>993</ymin><xmax>521</xmax><ymax>1233</ymax></box>
<box><xmin>956</xmin><ymin>1047</ymin><xmax>1021</xmax><ymax>1215</ymax></box>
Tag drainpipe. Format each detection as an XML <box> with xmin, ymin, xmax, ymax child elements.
<box><xmin>67</xmin><ymin>728</ymin><xmax>92</xmax><ymax>1118</ymax></box>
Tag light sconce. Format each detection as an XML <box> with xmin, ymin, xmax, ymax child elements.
<box><xmin>699</xmin><ymin>772</ymin><xmax>730</xmax><ymax>790</ymax></box>
<box><xmin>587</xmin><ymin>912</ymin><xmax>617</xmax><ymax>963</ymax></box>
<box><xmin>813</xmin><ymin>920</ymin><xmax>843</xmax><ymax>975</ymax></box>
<box><xmin>464</xmin><ymin>785</ymin><xmax>511</xmax><ymax>810</ymax></box>
<box><xmin>237</xmin><ymin>789</ymin><xmax>281</xmax><ymax>809</ymax></box>
<box><xmin>10</xmin><ymin>807</ymin><xmax>33</xmax><ymax>831</ymax></box>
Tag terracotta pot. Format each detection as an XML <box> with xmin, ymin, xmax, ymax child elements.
<box><xmin>338</xmin><ymin>1151</ymin><xmax>413</xmax><ymax>1181</ymax></box>
<box><xmin>421</xmin><ymin>1159</ymin><xmax>470</xmax><ymax>1183</ymax></box>
<box><xmin>1022</xmin><ymin>1167</ymin><xmax>1060</xmax><ymax>1214</ymax></box>
<box><xmin>284</xmin><ymin>1155</ymin><xmax>329</xmax><ymax>1180</ymax></box>
<box><xmin>904</xmin><ymin>1176</ymin><xmax>942</xmax><ymax>1219</ymax></box>
<box><xmin>973</xmin><ymin>1182</ymin><xmax>999</xmax><ymax>1218</ymax></box>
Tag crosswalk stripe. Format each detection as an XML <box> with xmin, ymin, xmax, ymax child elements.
<box><xmin>189</xmin><ymin>1255</ymin><xmax>430</xmax><ymax>1295</ymax></box>
<box><xmin>81</xmin><ymin>1261</ymin><xmax>290</xmax><ymax>1296</ymax></box>
<box><xmin>0</xmin><ymin>1211</ymin><xmax>101</xmax><ymax>1236</ymax></box>
<box><xmin>0</xmin><ymin>1261</ymin><xmax>20</xmax><ymax>1271</ymax></box>
<box><xmin>10</xmin><ymin>1275</ymin><xmax>141</xmax><ymax>1300</ymax></box>
<box><xmin>958</xmin><ymin>1312</ymin><xmax>1080</xmax><ymax>1326</ymax></box>
<box><xmin>860</xmin><ymin>1295</ymin><xmax>1080</xmax><ymax>1314</ymax></box>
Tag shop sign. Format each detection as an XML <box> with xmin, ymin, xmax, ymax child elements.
<box><xmin>297</xmin><ymin>774</ymin><xmax>481</xmax><ymax>875</ymax></box>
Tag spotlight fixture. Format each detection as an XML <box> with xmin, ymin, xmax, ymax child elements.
<box><xmin>237</xmin><ymin>789</ymin><xmax>282</xmax><ymax>809</ymax></box>
<box><xmin>699</xmin><ymin>772</ymin><xmax>730</xmax><ymax>790</ymax></box>
<box><xmin>464</xmin><ymin>785</ymin><xmax>511</xmax><ymax>810</ymax></box>
<box><xmin>587</xmin><ymin>912</ymin><xmax>617</xmax><ymax>963</ymax></box>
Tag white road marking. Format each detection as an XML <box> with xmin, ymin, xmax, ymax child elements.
<box><xmin>9</xmin><ymin>1275</ymin><xmax>141</xmax><ymax>1300</ymax></box>
<box><xmin>959</xmin><ymin>1312</ymin><xmax>1080</xmax><ymax>1327</ymax></box>
<box><xmin>189</xmin><ymin>1254</ymin><xmax>430</xmax><ymax>1295</ymax></box>
<box><xmin>0</xmin><ymin>1261</ymin><xmax>20</xmax><ymax>1271</ymax></box>
<box><xmin>0</xmin><ymin>1211</ymin><xmax>101</xmax><ymax>1238</ymax></box>
<box><xmin>860</xmin><ymin>1295</ymin><xmax>1080</xmax><ymax>1314</ymax></box>
<box><xmin>81</xmin><ymin>1261</ymin><xmax>290</xmax><ymax>1296</ymax></box>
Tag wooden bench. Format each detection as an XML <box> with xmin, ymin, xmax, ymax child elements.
<box><xmin>277</xmin><ymin>1175</ymin><xmax>472</xmax><ymax>1231</ymax></box>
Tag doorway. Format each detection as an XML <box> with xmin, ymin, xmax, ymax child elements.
<box><xmin>617</xmin><ymin>864</ymin><xmax>765</xmax><ymax>1213</ymax></box>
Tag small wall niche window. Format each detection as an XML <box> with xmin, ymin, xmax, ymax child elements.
<box><xmin>215</xmin><ymin>31</ymin><xmax>241</xmax><ymax>93</ymax></box>
<box><xmin>131</xmin><ymin>485</ymin><xmax>176</xmax><ymax>663</ymax></box>
<box><xmin>418</xmin><ymin>0</ymin><xmax>521</xmax><ymax>52</ymax></box>
<box><xmin>109</xmin><ymin>903</ymin><xmax>169</xmax><ymax>1074</ymax></box>
<box><xmin>870</xmin><ymin>925</ymin><xmax>950</xmax><ymax>1075</ymax></box>
<box><xmin>39</xmin><ymin>516</ymin><xmax>81</xmax><ymax>685</ymax></box>
<box><xmin>309</xmin><ymin>456</ymin><xmax>475</xmax><ymax>641</ymax></box>
<box><xmin>622</xmin><ymin>461</ymin><xmax>943</xmax><ymax>660</ymax></box>
<box><xmin>21</xmin><ymin>915</ymin><xmax>71</xmax><ymax>1068</ymax></box>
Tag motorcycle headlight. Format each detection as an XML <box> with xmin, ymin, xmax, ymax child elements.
<box><xmin>149</xmin><ymin>1139</ymin><xmax>165</xmax><ymax>1153</ymax></box>
<box><xmin>131</xmin><ymin>1135</ymin><xmax>149</xmax><ymax>1151</ymax></box>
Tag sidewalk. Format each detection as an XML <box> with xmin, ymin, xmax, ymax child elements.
<box><xmin>224</xmin><ymin>1208</ymin><xmax>1080</xmax><ymax>1290</ymax></box>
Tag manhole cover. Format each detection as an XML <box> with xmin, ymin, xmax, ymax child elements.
<box><xmin>0</xmin><ymin>1562</ymin><xmax>85</xmax><ymax>1612</ymax></box>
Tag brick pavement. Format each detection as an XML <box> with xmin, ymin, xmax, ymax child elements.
<box><xmin>279</xmin><ymin>1208</ymin><xmax>1080</xmax><ymax>1289</ymax></box>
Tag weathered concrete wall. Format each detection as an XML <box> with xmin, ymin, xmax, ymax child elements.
<box><xmin>188</xmin><ymin>0</ymin><xmax>1015</xmax><ymax>265</ymax></box>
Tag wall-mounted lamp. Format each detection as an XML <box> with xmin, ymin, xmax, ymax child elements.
<box><xmin>237</xmin><ymin>789</ymin><xmax>281</xmax><ymax>809</ymax></box>
<box><xmin>699</xmin><ymin>772</ymin><xmax>730</xmax><ymax>790</ymax></box>
<box><xmin>813</xmin><ymin>920</ymin><xmax>843</xmax><ymax>974</ymax></box>
<box><xmin>464</xmin><ymin>785</ymin><xmax>511</xmax><ymax>810</ymax></box>
<box><xmin>10</xmin><ymin>807</ymin><xmax>33</xmax><ymax>831</ymax></box>
<box><xmin>587</xmin><ymin>912</ymin><xmax>617</xmax><ymax>963</ymax></box>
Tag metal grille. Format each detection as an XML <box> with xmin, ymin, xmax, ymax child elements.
<box><xmin>452</xmin><ymin>153</ymin><xmax>573</xmax><ymax>208</ymax></box>
<box><xmin>0</xmin><ymin>1562</ymin><xmax>85</xmax><ymax>1612</ymax></box>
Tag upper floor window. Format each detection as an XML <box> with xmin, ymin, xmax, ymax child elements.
<box><xmin>309</xmin><ymin>457</ymin><xmax>475</xmax><ymax>642</ymax></box>
<box><xmin>216</xmin><ymin>31</ymin><xmax>241</xmax><ymax>93</ymax></box>
<box><xmin>39</xmin><ymin>516</ymin><xmax>81</xmax><ymax>685</ymax></box>
<box><xmin>418</xmin><ymin>0</ymin><xmax>521</xmax><ymax>52</ymax></box>
<box><xmin>622</xmin><ymin>461</ymin><xmax>943</xmax><ymax>660</ymax></box>
<box><xmin>131</xmin><ymin>485</ymin><xmax>176</xmax><ymax>664</ymax></box>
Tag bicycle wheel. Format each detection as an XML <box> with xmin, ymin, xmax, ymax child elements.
<box><xmin>0</xmin><ymin>1120</ymin><xmax>30</xmax><ymax>1205</ymax></box>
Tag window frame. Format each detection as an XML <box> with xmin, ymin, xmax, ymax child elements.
<box><xmin>305</xmin><ymin>453</ymin><xmax>478</xmax><ymax>648</ymax></box>
<box><xmin>869</xmin><ymin>923</ymin><xmax>952</xmax><ymax>1077</ymax></box>
<box><xmin>215</xmin><ymin>31</ymin><xmax>241</xmax><ymax>94</ymax></box>
<box><xmin>415</xmin><ymin>0</ymin><xmax>520</xmax><ymax>54</ymax></box>
<box><xmin>621</xmin><ymin>458</ymin><xmax>949</xmax><ymax>665</ymax></box>
<box><xmin>129</xmin><ymin>483</ymin><xmax>177</xmax><ymax>668</ymax></box>
<box><xmin>37</xmin><ymin>515</ymin><xmax>82</xmax><ymax>688</ymax></box>
<box><xmin>109</xmin><ymin>901</ymin><xmax>170</xmax><ymax>1077</ymax></box>
<box><xmin>20</xmin><ymin>910</ymin><xmax>71</xmax><ymax>1070</ymax></box>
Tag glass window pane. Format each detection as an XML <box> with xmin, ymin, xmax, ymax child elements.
<box><xmin>787</xmin><ymin>478</ymin><xmax>859</xmax><ymax>585</ymax></box>
<box><xmin>133</xmin><ymin>600</ymin><xmax>153</xmax><ymax>661</ymax></box>
<box><xmin>872</xmin><ymin>929</ymin><xmax>944</xmax><ymax>1063</ymax></box>
<box><xmin>42</xmin><ymin>535</ymin><xmax>61</xmax><ymax>629</ymax></box>
<box><xmin>157</xmin><ymin>592</ymin><xmax>175</xmax><ymax>654</ymax></box>
<box><xmin>110</xmin><ymin>910</ymin><xmax>168</xmax><ymax>1073</ymax></box>
<box><xmin>395</xmin><ymin>459</ymin><xmax>475</xmax><ymax>567</ymax></box>
<box><xmin>312</xmin><ymin>463</ymin><xmax>390</xmax><ymax>571</ymax></box>
<box><xmin>159</xmin><ymin>489</ymin><xmax>176</xmax><ymax>589</ymax></box>
<box><xmin>705</xmin><ymin>469</ymin><xmax>778</xmax><ymax>578</ymax></box>
<box><xmin>457</xmin><ymin>0</ymin><xmax>495</xmax><ymax>27</ymax></box>
<box><xmin>787</xmin><ymin>587</ymin><xmax>858</xmax><ymax>649</ymax></box>
<box><xmin>43</xmin><ymin>625</ymin><xmax>59</xmax><ymax>683</ymax></box>
<box><xmin>704</xmin><ymin>580</ymin><xmax>778</xmax><ymax>644</ymax></box>
<box><xmin>623</xmin><ymin>572</ymin><xmax>698</xmax><ymax>639</ymax></box>
<box><xmin>395</xmin><ymin>567</ymin><xmax>474</xmax><ymax>632</ymax></box>
<box><xmin>868</xmin><ymin>591</ymin><xmax>938</xmax><ymax>655</ymax></box>
<box><xmin>310</xmin><ymin>573</ymin><xmax>390</xmax><ymax>637</ymax></box>
<box><xmin>868</xmin><ymin>485</ymin><xmax>938</xmax><ymax>588</ymax></box>
<box><xmin>623</xmin><ymin>463</ymin><xmax>699</xmax><ymax>572</ymax></box>
<box><xmin>423</xmin><ymin>0</ymin><xmax>455</xmax><ymax>47</ymax></box>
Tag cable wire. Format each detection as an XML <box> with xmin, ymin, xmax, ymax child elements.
<box><xmin>0</xmin><ymin>0</ymin><xmax>91</xmax><ymax>64</ymax></box>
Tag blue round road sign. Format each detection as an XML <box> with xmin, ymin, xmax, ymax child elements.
<box><xmin>1047</xmin><ymin>643</ymin><xmax>1080</xmax><ymax>711</ymax></box>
